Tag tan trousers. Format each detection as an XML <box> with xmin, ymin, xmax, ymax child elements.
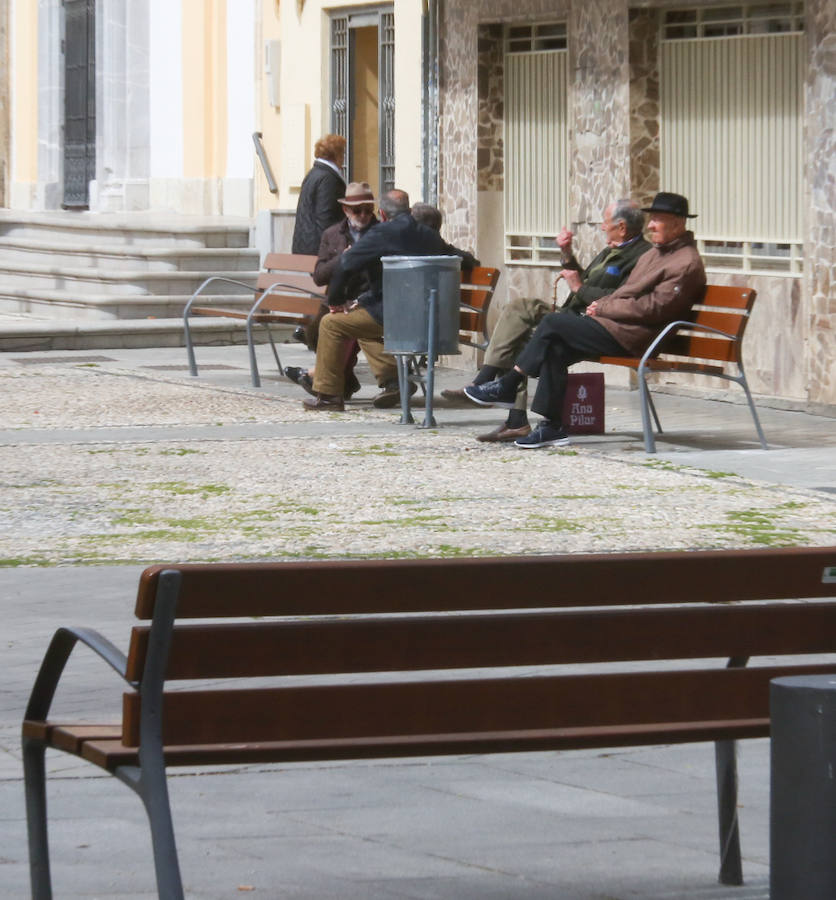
<box><xmin>483</xmin><ymin>297</ymin><xmax>552</xmax><ymax>411</ymax></box>
<box><xmin>312</xmin><ymin>306</ymin><xmax>397</xmax><ymax>397</ymax></box>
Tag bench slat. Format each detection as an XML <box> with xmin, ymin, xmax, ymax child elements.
<box><xmin>122</xmin><ymin>662</ymin><xmax>836</xmax><ymax>747</ymax></box>
<box><xmin>126</xmin><ymin>601</ymin><xmax>836</xmax><ymax>681</ymax></box>
<box><xmin>135</xmin><ymin>547</ymin><xmax>836</xmax><ymax>619</ymax></box>
<box><xmin>79</xmin><ymin>719</ymin><xmax>771</xmax><ymax>771</ymax></box>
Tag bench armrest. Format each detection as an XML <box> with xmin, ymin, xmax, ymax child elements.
<box><xmin>183</xmin><ymin>276</ymin><xmax>258</xmax><ymax>316</ymax></box>
<box><xmin>23</xmin><ymin>626</ymin><xmax>130</xmax><ymax>723</ymax></box>
<box><xmin>640</xmin><ymin>319</ymin><xmax>737</xmax><ymax>367</ymax></box>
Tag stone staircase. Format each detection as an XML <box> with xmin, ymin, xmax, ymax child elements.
<box><xmin>0</xmin><ymin>210</ymin><xmax>276</xmax><ymax>351</ymax></box>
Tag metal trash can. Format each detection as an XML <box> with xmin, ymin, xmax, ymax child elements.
<box><xmin>381</xmin><ymin>255</ymin><xmax>461</xmax><ymax>355</ymax></box>
<box><xmin>770</xmin><ymin>674</ymin><xmax>836</xmax><ymax>899</ymax></box>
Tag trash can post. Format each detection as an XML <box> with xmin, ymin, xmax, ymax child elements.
<box><xmin>770</xmin><ymin>674</ymin><xmax>836</xmax><ymax>899</ymax></box>
<box><xmin>419</xmin><ymin>289</ymin><xmax>438</xmax><ymax>429</ymax></box>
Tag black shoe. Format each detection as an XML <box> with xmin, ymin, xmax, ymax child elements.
<box><xmin>373</xmin><ymin>380</ymin><xmax>417</xmax><ymax>409</ymax></box>
<box><xmin>344</xmin><ymin>373</ymin><xmax>362</xmax><ymax>400</ymax></box>
<box><xmin>285</xmin><ymin>366</ymin><xmax>315</xmax><ymax>397</ymax></box>
<box><xmin>514</xmin><ymin>421</ymin><xmax>570</xmax><ymax>449</ymax></box>
<box><xmin>285</xmin><ymin>366</ymin><xmax>307</xmax><ymax>384</ymax></box>
<box><xmin>292</xmin><ymin>326</ymin><xmax>308</xmax><ymax>345</ymax></box>
<box><xmin>464</xmin><ymin>379</ymin><xmax>517</xmax><ymax>409</ymax></box>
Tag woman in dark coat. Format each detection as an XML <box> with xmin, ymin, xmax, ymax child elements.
<box><xmin>291</xmin><ymin>134</ymin><xmax>347</xmax><ymax>255</ymax></box>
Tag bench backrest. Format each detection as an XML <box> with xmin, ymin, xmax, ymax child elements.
<box><xmin>122</xmin><ymin>548</ymin><xmax>836</xmax><ymax>749</ymax></box>
<box><xmin>254</xmin><ymin>252</ymin><xmax>324</xmax><ymax>317</ymax></box>
<box><xmin>656</xmin><ymin>284</ymin><xmax>757</xmax><ymax>364</ymax></box>
<box><xmin>459</xmin><ymin>266</ymin><xmax>500</xmax><ymax>350</ymax></box>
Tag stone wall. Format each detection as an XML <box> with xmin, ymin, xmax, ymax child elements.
<box><xmin>805</xmin><ymin>0</ymin><xmax>836</xmax><ymax>409</ymax></box>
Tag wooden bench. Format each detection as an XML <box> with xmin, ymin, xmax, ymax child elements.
<box><xmin>458</xmin><ymin>265</ymin><xmax>501</xmax><ymax>351</ymax></box>
<box><xmin>22</xmin><ymin>546</ymin><xmax>836</xmax><ymax>898</ymax></box>
<box><xmin>183</xmin><ymin>252</ymin><xmax>326</xmax><ymax>387</ymax></box>
<box><xmin>594</xmin><ymin>284</ymin><xmax>767</xmax><ymax>452</ymax></box>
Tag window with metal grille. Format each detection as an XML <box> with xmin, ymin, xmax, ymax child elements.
<box><xmin>503</xmin><ymin>24</ymin><xmax>569</xmax><ymax>265</ymax></box>
<box><xmin>661</xmin><ymin>3</ymin><xmax>804</xmax><ymax>276</ymax></box>
<box><xmin>329</xmin><ymin>8</ymin><xmax>395</xmax><ymax>195</ymax></box>
<box><xmin>663</xmin><ymin>2</ymin><xmax>804</xmax><ymax>39</ymax></box>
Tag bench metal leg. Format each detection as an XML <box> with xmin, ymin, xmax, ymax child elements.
<box><xmin>637</xmin><ymin>365</ymin><xmax>658</xmax><ymax>453</ymax></box>
<box><xmin>715</xmin><ymin>654</ymin><xmax>748</xmax><ymax>886</ymax></box>
<box><xmin>140</xmin><ymin>773</ymin><xmax>185</xmax><ymax>900</ymax></box>
<box><xmin>245</xmin><ymin>316</ymin><xmax>262</xmax><ymax>388</ymax></box>
<box><xmin>23</xmin><ymin>737</ymin><xmax>53</xmax><ymax>900</ymax></box>
<box><xmin>715</xmin><ymin>738</ymin><xmax>743</xmax><ymax>885</ymax></box>
<box><xmin>264</xmin><ymin>323</ymin><xmax>285</xmax><ymax>377</ymax></box>
<box><xmin>736</xmin><ymin>368</ymin><xmax>768</xmax><ymax>450</ymax></box>
<box><xmin>184</xmin><ymin>315</ymin><xmax>198</xmax><ymax>378</ymax></box>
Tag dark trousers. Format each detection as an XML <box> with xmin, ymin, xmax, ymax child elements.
<box><xmin>515</xmin><ymin>312</ymin><xmax>628</xmax><ymax>424</ymax></box>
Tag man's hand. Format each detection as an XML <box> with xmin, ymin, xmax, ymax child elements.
<box><xmin>585</xmin><ymin>300</ymin><xmax>599</xmax><ymax>317</ymax></box>
<box><xmin>555</xmin><ymin>227</ymin><xmax>573</xmax><ymax>253</ymax></box>
<box><xmin>328</xmin><ymin>304</ymin><xmax>348</xmax><ymax>315</ymax></box>
<box><xmin>560</xmin><ymin>268</ymin><xmax>583</xmax><ymax>293</ymax></box>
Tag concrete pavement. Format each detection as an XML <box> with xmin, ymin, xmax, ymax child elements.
<box><xmin>1</xmin><ymin>340</ymin><xmax>834</xmax><ymax>898</ymax></box>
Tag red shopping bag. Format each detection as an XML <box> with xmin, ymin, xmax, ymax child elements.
<box><xmin>562</xmin><ymin>373</ymin><xmax>605</xmax><ymax>434</ymax></box>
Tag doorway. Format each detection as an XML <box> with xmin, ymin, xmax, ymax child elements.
<box><xmin>62</xmin><ymin>0</ymin><xmax>96</xmax><ymax>208</ymax></box>
<box><xmin>330</xmin><ymin>8</ymin><xmax>394</xmax><ymax>198</ymax></box>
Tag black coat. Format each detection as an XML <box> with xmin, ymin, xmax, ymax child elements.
<box><xmin>327</xmin><ymin>214</ymin><xmax>479</xmax><ymax>324</ymax></box>
<box><xmin>291</xmin><ymin>162</ymin><xmax>346</xmax><ymax>255</ymax></box>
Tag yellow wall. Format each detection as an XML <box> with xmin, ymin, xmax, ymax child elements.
<box><xmin>271</xmin><ymin>0</ymin><xmax>424</xmax><ymax>209</ymax></box>
<box><xmin>182</xmin><ymin>0</ymin><xmax>227</xmax><ymax>178</ymax></box>
<box><xmin>12</xmin><ymin>0</ymin><xmax>38</xmax><ymax>183</ymax></box>
<box><xmin>255</xmin><ymin>0</ymin><xmax>282</xmax><ymax>210</ymax></box>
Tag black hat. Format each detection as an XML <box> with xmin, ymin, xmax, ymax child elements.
<box><xmin>641</xmin><ymin>192</ymin><xmax>697</xmax><ymax>218</ymax></box>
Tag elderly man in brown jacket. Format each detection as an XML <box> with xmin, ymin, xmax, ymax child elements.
<box><xmin>463</xmin><ymin>192</ymin><xmax>706</xmax><ymax>448</ymax></box>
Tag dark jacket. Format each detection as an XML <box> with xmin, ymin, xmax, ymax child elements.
<box><xmin>291</xmin><ymin>161</ymin><xmax>346</xmax><ymax>255</ymax></box>
<box><xmin>327</xmin><ymin>213</ymin><xmax>479</xmax><ymax>324</ymax></box>
<box><xmin>560</xmin><ymin>236</ymin><xmax>652</xmax><ymax>314</ymax></box>
<box><xmin>594</xmin><ymin>231</ymin><xmax>706</xmax><ymax>356</ymax></box>
<box><xmin>313</xmin><ymin>217</ymin><xmax>377</xmax><ymax>299</ymax></box>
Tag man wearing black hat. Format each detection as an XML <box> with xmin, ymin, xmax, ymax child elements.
<box><xmin>463</xmin><ymin>192</ymin><xmax>706</xmax><ymax>448</ymax></box>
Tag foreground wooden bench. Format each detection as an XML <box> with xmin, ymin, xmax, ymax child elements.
<box><xmin>23</xmin><ymin>546</ymin><xmax>836</xmax><ymax>898</ymax></box>
<box><xmin>595</xmin><ymin>284</ymin><xmax>767</xmax><ymax>452</ymax></box>
<box><xmin>183</xmin><ymin>252</ymin><xmax>326</xmax><ymax>387</ymax></box>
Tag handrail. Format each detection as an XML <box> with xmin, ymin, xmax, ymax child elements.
<box><xmin>252</xmin><ymin>132</ymin><xmax>278</xmax><ymax>194</ymax></box>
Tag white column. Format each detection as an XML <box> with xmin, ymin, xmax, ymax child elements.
<box><xmin>148</xmin><ymin>0</ymin><xmax>183</xmax><ymax>209</ymax></box>
<box><xmin>224</xmin><ymin>0</ymin><xmax>255</xmax><ymax>216</ymax></box>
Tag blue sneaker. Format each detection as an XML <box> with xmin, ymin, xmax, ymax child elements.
<box><xmin>463</xmin><ymin>379</ymin><xmax>517</xmax><ymax>409</ymax></box>
<box><xmin>514</xmin><ymin>421</ymin><xmax>570</xmax><ymax>448</ymax></box>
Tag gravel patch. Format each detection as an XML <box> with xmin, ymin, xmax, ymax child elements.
<box><xmin>2</xmin><ymin>366</ymin><xmax>834</xmax><ymax>565</ymax></box>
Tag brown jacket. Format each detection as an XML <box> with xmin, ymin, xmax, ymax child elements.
<box><xmin>593</xmin><ymin>231</ymin><xmax>706</xmax><ymax>356</ymax></box>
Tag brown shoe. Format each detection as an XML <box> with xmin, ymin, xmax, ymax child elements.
<box><xmin>303</xmin><ymin>393</ymin><xmax>345</xmax><ymax>412</ymax></box>
<box><xmin>440</xmin><ymin>387</ymin><xmax>472</xmax><ymax>406</ymax></box>
<box><xmin>476</xmin><ymin>423</ymin><xmax>532</xmax><ymax>443</ymax></box>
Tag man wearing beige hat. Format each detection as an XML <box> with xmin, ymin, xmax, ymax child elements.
<box><xmin>286</xmin><ymin>182</ymin><xmax>379</xmax><ymax>397</ymax></box>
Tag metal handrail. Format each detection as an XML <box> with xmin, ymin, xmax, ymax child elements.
<box><xmin>252</xmin><ymin>132</ymin><xmax>278</xmax><ymax>194</ymax></box>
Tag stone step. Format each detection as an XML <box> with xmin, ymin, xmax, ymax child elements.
<box><xmin>0</xmin><ymin>262</ymin><xmax>261</xmax><ymax>296</ymax></box>
<box><xmin>0</xmin><ymin>290</ymin><xmax>254</xmax><ymax>321</ymax></box>
<box><xmin>0</xmin><ymin>210</ymin><xmax>252</xmax><ymax>249</ymax></box>
<box><xmin>0</xmin><ymin>237</ymin><xmax>260</xmax><ymax>271</ymax></box>
<box><xmin>0</xmin><ymin>314</ymin><xmax>292</xmax><ymax>353</ymax></box>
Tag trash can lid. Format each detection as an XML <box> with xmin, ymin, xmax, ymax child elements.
<box><xmin>381</xmin><ymin>255</ymin><xmax>462</xmax><ymax>268</ymax></box>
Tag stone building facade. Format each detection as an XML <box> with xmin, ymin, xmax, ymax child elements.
<box><xmin>438</xmin><ymin>0</ymin><xmax>835</xmax><ymax>411</ymax></box>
